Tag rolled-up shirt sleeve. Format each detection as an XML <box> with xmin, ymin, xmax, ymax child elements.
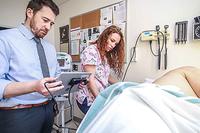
<box><xmin>0</xmin><ymin>37</ymin><xmax>11</xmax><ymax>99</ymax></box>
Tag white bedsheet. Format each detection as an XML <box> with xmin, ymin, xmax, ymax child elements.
<box><xmin>78</xmin><ymin>83</ymin><xmax>200</xmax><ymax>133</ymax></box>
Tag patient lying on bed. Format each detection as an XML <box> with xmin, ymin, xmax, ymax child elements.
<box><xmin>77</xmin><ymin>66</ymin><xmax>200</xmax><ymax>133</ymax></box>
<box><xmin>154</xmin><ymin>66</ymin><xmax>200</xmax><ymax>97</ymax></box>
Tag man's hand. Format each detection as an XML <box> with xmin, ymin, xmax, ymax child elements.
<box><xmin>34</xmin><ymin>77</ymin><xmax>64</xmax><ymax>96</ymax></box>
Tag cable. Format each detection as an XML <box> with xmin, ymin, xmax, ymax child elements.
<box><xmin>53</xmin><ymin>84</ymin><xmax>78</xmax><ymax>131</ymax></box>
<box><xmin>44</xmin><ymin>82</ymin><xmax>59</xmax><ymax>116</ymax></box>
<box><xmin>122</xmin><ymin>31</ymin><xmax>142</xmax><ymax>81</ymax></box>
<box><xmin>122</xmin><ymin>30</ymin><xmax>165</xmax><ymax>81</ymax></box>
<box><xmin>149</xmin><ymin>40</ymin><xmax>158</xmax><ymax>56</ymax></box>
<box><xmin>64</xmin><ymin>84</ymin><xmax>79</xmax><ymax>129</ymax></box>
<box><xmin>44</xmin><ymin>79</ymin><xmax>86</xmax><ymax>131</ymax></box>
<box><xmin>64</xmin><ymin>78</ymin><xmax>88</xmax><ymax>129</ymax></box>
<box><xmin>68</xmin><ymin>85</ymin><xmax>73</xmax><ymax>119</ymax></box>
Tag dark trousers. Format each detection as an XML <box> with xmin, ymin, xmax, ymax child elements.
<box><xmin>0</xmin><ymin>101</ymin><xmax>54</xmax><ymax>133</ymax></box>
<box><xmin>76</xmin><ymin>98</ymin><xmax>91</xmax><ymax>114</ymax></box>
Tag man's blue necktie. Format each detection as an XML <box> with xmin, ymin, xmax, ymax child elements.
<box><xmin>33</xmin><ymin>37</ymin><xmax>50</xmax><ymax>77</ymax></box>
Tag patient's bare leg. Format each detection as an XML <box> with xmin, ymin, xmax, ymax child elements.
<box><xmin>153</xmin><ymin>66</ymin><xmax>200</xmax><ymax>97</ymax></box>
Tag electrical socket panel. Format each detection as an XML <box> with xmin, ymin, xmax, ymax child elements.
<box><xmin>140</xmin><ymin>31</ymin><xmax>170</xmax><ymax>41</ymax></box>
<box><xmin>132</xmin><ymin>56</ymin><xmax>137</xmax><ymax>62</ymax></box>
<box><xmin>130</xmin><ymin>47</ymin><xmax>137</xmax><ymax>62</ymax></box>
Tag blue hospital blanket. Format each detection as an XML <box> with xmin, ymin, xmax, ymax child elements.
<box><xmin>77</xmin><ymin>82</ymin><xmax>200</xmax><ymax>133</ymax></box>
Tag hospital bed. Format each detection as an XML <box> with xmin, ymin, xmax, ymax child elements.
<box><xmin>76</xmin><ymin>82</ymin><xmax>200</xmax><ymax>133</ymax></box>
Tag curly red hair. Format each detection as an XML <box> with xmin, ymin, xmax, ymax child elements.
<box><xmin>91</xmin><ymin>25</ymin><xmax>125</xmax><ymax>78</ymax></box>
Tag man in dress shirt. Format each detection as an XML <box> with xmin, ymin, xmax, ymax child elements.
<box><xmin>0</xmin><ymin>0</ymin><xmax>64</xmax><ymax>133</ymax></box>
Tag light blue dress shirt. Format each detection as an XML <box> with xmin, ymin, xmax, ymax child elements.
<box><xmin>0</xmin><ymin>24</ymin><xmax>60</xmax><ymax>107</ymax></box>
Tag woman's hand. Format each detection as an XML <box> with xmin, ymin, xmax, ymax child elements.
<box><xmin>108</xmin><ymin>74</ymin><xmax>118</xmax><ymax>84</ymax></box>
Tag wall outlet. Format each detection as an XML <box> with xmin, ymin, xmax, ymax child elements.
<box><xmin>130</xmin><ymin>47</ymin><xmax>137</xmax><ymax>62</ymax></box>
<box><xmin>132</xmin><ymin>56</ymin><xmax>137</xmax><ymax>62</ymax></box>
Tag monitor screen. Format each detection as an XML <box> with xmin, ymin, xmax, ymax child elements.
<box><xmin>57</xmin><ymin>59</ymin><xmax>65</xmax><ymax>67</ymax></box>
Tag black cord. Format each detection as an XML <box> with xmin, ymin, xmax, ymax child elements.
<box><xmin>44</xmin><ymin>81</ymin><xmax>80</xmax><ymax>131</ymax></box>
<box><xmin>56</xmin><ymin>84</ymin><xmax>78</xmax><ymax>130</ymax></box>
<box><xmin>122</xmin><ymin>31</ymin><xmax>142</xmax><ymax>81</ymax></box>
<box><xmin>67</xmin><ymin>85</ymin><xmax>74</xmax><ymax>119</ymax></box>
<box><xmin>149</xmin><ymin>33</ymin><xmax>165</xmax><ymax>56</ymax></box>
<box><xmin>67</xmin><ymin>84</ymin><xmax>79</xmax><ymax>127</ymax></box>
<box><xmin>44</xmin><ymin>82</ymin><xmax>59</xmax><ymax>116</ymax></box>
<box><xmin>64</xmin><ymin>82</ymin><xmax>80</xmax><ymax>128</ymax></box>
<box><xmin>149</xmin><ymin>41</ymin><xmax>158</xmax><ymax>56</ymax></box>
<box><xmin>122</xmin><ymin>30</ymin><xmax>165</xmax><ymax>81</ymax></box>
<box><xmin>158</xmin><ymin>31</ymin><xmax>165</xmax><ymax>53</ymax></box>
<box><xmin>44</xmin><ymin>82</ymin><xmax>54</xmax><ymax>98</ymax></box>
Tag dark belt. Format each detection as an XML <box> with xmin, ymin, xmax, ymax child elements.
<box><xmin>0</xmin><ymin>101</ymin><xmax>49</xmax><ymax>110</ymax></box>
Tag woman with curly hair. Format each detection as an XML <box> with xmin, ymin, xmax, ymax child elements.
<box><xmin>75</xmin><ymin>25</ymin><xmax>125</xmax><ymax>114</ymax></box>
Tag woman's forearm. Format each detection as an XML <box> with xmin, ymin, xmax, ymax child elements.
<box><xmin>88</xmin><ymin>79</ymin><xmax>99</xmax><ymax>98</ymax></box>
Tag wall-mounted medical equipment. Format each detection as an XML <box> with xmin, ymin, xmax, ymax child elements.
<box><xmin>123</xmin><ymin>26</ymin><xmax>169</xmax><ymax>81</ymax></box>
<box><xmin>193</xmin><ymin>16</ymin><xmax>200</xmax><ymax>40</ymax></box>
<box><xmin>140</xmin><ymin>31</ymin><xmax>170</xmax><ymax>41</ymax></box>
<box><xmin>164</xmin><ymin>25</ymin><xmax>169</xmax><ymax>70</ymax></box>
<box><xmin>57</xmin><ymin>52</ymin><xmax>72</xmax><ymax>72</ymax></box>
<box><xmin>140</xmin><ymin>25</ymin><xmax>169</xmax><ymax>70</ymax></box>
<box><xmin>140</xmin><ymin>31</ymin><xmax>157</xmax><ymax>41</ymax></box>
<box><xmin>156</xmin><ymin>25</ymin><xmax>161</xmax><ymax>70</ymax></box>
<box><xmin>175</xmin><ymin>21</ymin><xmax>188</xmax><ymax>44</ymax></box>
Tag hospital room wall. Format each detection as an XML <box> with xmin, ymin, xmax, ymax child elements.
<box><xmin>2</xmin><ymin>0</ymin><xmax>198</xmax><ymax>83</ymax></box>
<box><xmin>126</xmin><ymin>0</ymin><xmax>200</xmax><ymax>82</ymax></box>
<box><xmin>54</xmin><ymin>0</ymin><xmax>122</xmax><ymax>50</ymax></box>
<box><xmin>55</xmin><ymin>0</ymin><xmax>200</xmax><ymax>83</ymax></box>
<box><xmin>0</xmin><ymin>0</ymin><xmax>55</xmax><ymax>46</ymax></box>
<box><xmin>0</xmin><ymin>1</ymin><xmax>199</xmax><ymax>82</ymax></box>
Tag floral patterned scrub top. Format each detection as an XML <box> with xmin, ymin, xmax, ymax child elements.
<box><xmin>75</xmin><ymin>44</ymin><xmax>110</xmax><ymax>106</ymax></box>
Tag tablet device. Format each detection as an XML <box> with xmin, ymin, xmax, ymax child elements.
<box><xmin>50</xmin><ymin>72</ymin><xmax>91</xmax><ymax>97</ymax></box>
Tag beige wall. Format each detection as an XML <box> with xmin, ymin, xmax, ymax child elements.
<box><xmin>1</xmin><ymin>0</ymin><xmax>200</xmax><ymax>82</ymax></box>
<box><xmin>0</xmin><ymin>1</ymin><xmax>27</xmax><ymax>27</ymax></box>
<box><xmin>56</xmin><ymin>0</ymin><xmax>200</xmax><ymax>82</ymax></box>
<box><xmin>54</xmin><ymin>0</ymin><xmax>122</xmax><ymax>50</ymax></box>
<box><xmin>0</xmin><ymin>0</ymin><xmax>55</xmax><ymax>45</ymax></box>
<box><xmin>126</xmin><ymin>0</ymin><xmax>200</xmax><ymax>82</ymax></box>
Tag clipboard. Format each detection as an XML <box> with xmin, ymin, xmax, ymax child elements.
<box><xmin>50</xmin><ymin>72</ymin><xmax>91</xmax><ymax>97</ymax></box>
